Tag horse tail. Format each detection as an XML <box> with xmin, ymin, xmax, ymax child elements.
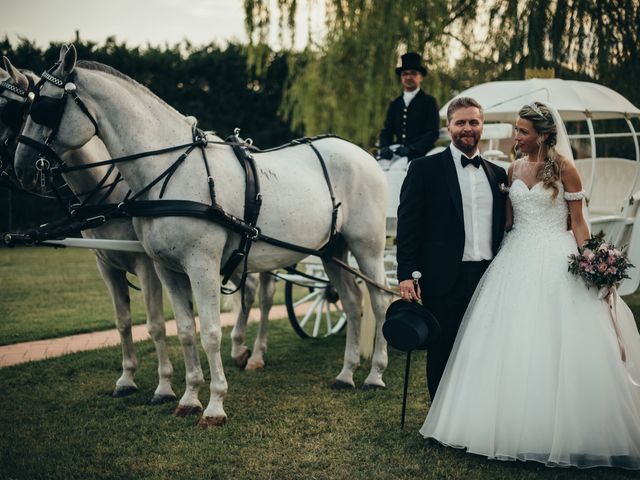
<box><xmin>358</xmin><ymin>281</ymin><xmax>376</xmax><ymax>359</ymax></box>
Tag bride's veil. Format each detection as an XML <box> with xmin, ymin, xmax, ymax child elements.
<box><xmin>538</xmin><ymin>101</ymin><xmax>574</xmax><ymax>162</ymax></box>
<box><xmin>537</xmin><ymin>100</ymin><xmax>590</xmax><ymax>225</ymax></box>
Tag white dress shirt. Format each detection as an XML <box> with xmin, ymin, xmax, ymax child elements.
<box><xmin>450</xmin><ymin>144</ymin><xmax>494</xmax><ymax>261</ymax></box>
<box><xmin>403</xmin><ymin>88</ymin><xmax>419</xmax><ymax>107</ymax></box>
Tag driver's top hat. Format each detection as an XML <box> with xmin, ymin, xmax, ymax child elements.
<box><xmin>395</xmin><ymin>52</ymin><xmax>427</xmax><ymax>76</ymax></box>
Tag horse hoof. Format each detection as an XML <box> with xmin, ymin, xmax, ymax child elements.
<box><xmin>245</xmin><ymin>360</ymin><xmax>265</xmax><ymax>371</ymax></box>
<box><xmin>173</xmin><ymin>404</ymin><xmax>203</xmax><ymax>417</ymax></box>
<box><xmin>362</xmin><ymin>383</ymin><xmax>385</xmax><ymax>391</ymax></box>
<box><xmin>330</xmin><ymin>379</ymin><xmax>355</xmax><ymax>390</ymax></box>
<box><xmin>150</xmin><ymin>394</ymin><xmax>177</xmax><ymax>405</ymax></box>
<box><xmin>233</xmin><ymin>349</ymin><xmax>251</xmax><ymax>369</ymax></box>
<box><xmin>198</xmin><ymin>416</ymin><xmax>227</xmax><ymax>428</ymax></box>
<box><xmin>112</xmin><ymin>386</ymin><xmax>138</xmax><ymax>398</ymax></box>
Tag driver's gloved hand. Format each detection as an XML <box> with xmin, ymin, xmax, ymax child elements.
<box><xmin>395</xmin><ymin>145</ymin><xmax>411</xmax><ymax>157</ymax></box>
<box><xmin>379</xmin><ymin>146</ymin><xmax>393</xmax><ymax>160</ymax></box>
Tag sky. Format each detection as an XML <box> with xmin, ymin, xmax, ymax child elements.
<box><xmin>1</xmin><ymin>0</ymin><xmax>323</xmax><ymax>49</ymax></box>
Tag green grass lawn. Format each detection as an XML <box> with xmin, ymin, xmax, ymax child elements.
<box><xmin>0</xmin><ymin>247</ymin><xmax>292</xmax><ymax>345</ymax></box>
<box><xmin>2</xmin><ymin>248</ymin><xmax>640</xmax><ymax>479</ymax></box>
<box><xmin>1</xmin><ymin>319</ymin><xmax>637</xmax><ymax>480</ymax></box>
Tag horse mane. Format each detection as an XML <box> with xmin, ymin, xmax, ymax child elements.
<box><xmin>75</xmin><ymin>60</ymin><xmax>182</xmax><ymax>116</ymax></box>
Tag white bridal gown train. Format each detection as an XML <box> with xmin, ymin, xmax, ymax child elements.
<box><xmin>420</xmin><ymin>178</ymin><xmax>640</xmax><ymax>469</ymax></box>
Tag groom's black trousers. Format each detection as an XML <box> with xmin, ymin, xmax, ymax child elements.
<box><xmin>423</xmin><ymin>259</ymin><xmax>490</xmax><ymax>401</ymax></box>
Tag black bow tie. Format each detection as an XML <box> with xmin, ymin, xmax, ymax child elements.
<box><xmin>461</xmin><ymin>155</ymin><xmax>481</xmax><ymax>168</ymax></box>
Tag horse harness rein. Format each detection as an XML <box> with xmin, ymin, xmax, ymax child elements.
<box><xmin>12</xmin><ymin>67</ymin><xmax>396</xmax><ymax>297</ymax></box>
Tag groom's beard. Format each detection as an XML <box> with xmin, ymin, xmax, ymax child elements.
<box><xmin>452</xmin><ymin>132</ymin><xmax>481</xmax><ymax>154</ymax></box>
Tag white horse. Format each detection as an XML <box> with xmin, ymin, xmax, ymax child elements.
<box><xmin>14</xmin><ymin>45</ymin><xmax>390</xmax><ymax>427</ymax></box>
<box><xmin>2</xmin><ymin>57</ymin><xmax>274</xmax><ymax>401</ymax></box>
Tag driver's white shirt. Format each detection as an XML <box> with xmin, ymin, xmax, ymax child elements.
<box><xmin>450</xmin><ymin>144</ymin><xmax>494</xmax><ymax>261</ymax></box>
<box><xmin>402</xmin><ymin>88</ymin><xmax>419</xmax><ymax>107</ymax></box>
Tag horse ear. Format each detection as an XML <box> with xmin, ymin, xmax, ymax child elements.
<box><xmin>3</xmin><ymin>56</ymin><xmax>29</xmax><ymax>91</ymax></box>
<box><xmin>59</xmin><ymin>44</ymin><xmax>77</xmax><ymax>77</ymax></box>
<box><xmin>58</xmin><ymin>44</ymin><xmax>69</xmax><ymax>60</ymax></box>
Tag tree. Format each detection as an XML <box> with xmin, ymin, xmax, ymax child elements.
<box><xmin>244</xmin><ymin>0</ymin><xmax>640</xmax><ymax>147</ymax></box>
<box><xmin>245</xmin><ymin>0</ymin><xmax>479</xmax><ymax>148</ymax></box>
<box><xmin>478</xmin><ymin>0</ymin><xmax>640</xmax><ymax>105</ymax></box>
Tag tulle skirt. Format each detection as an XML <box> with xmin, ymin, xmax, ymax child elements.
<box><xmin>420</xmin><ymin>227</ymin><xmax>640</xmax><ymax>469</ymax></box>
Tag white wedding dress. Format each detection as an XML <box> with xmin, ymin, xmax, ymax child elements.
<box><xmin>420</xmin><ymin>175</ymin><xmax>640</xmax><ymax>469</ymax></box>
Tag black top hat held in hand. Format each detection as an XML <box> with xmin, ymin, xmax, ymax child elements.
<box><xmin>383</xmin><ymin>299</ymin><xmax>441</xmax><ymax>351</ymax></box>
<box><xmin>395</xmin><ymin>52</ymin><xmax>427</xmax><ymax>76</ymax></box>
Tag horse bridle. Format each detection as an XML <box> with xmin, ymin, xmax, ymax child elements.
<box><xmin>18</xmin><ymin>68</ymin><xmax>100</xmax><ymax>180</ymax></box>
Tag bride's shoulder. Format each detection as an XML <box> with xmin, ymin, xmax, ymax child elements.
<box><xmin>558</xmin><ymin>157</ymin><xmax>582</xmax><ymax>190</ymax></box>
<box><xmin>556</xmin><ymin>155</ymin><xmax>578</xmax><ymax>174</ymax></box>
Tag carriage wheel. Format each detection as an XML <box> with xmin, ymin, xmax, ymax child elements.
<box><xmin>284</xmin><ymin>280</ymin><xmax>347</xmax><ymax>339</ymax></box>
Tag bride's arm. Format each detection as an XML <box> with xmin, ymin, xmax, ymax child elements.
<box><xmin>562</xmin><ymin>160</ymin><xmax>590</xmax><ymax>247</ymax></box>
<box><xmin>505</xmin><ymin>163</ymin><xmax>514</xmax><ymax>231</ymax></box>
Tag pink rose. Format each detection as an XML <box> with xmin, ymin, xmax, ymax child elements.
<box><xmin>608</xmin><ymin>267</ymin><xmax>618</xmax><ymax>274</ymax></box>
<box><xmin>598</xmin><ymin>263</ymin><xmax>608</xmax><ymax>273</ymax></box>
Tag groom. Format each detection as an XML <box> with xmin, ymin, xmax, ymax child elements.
<box><xmin>396</xmin><ymin>96</ymin><xmax>508</xmax><ymax>399</ymax></box>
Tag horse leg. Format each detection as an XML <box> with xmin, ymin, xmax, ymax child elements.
<box><xmin>188</xmin><ymin>264</ymin><xmax>228</xmax><ymax>427</ymax></box>
<box><xmin>246</xmin><ymin>272</ymin><xmax>275</xmax><ymax>371</ymax></box>
<box><xmin>95</xmin><ymin>260</ymin><xmax>138</xmax><ymax>397</ymax></box>
<box><xmin>321</xmin><ymin>246</ymin><xmax>364</xmax><ymax>389</ymax></box>
<box><xmin>154</xmin><ymin>266</ymin><xmax>204</xmax><ymax>416</ymax></box>
<box><xmin>135</xmin><ymin>260</ymin><xmax>177</xmax><ymax>404</ymax></box>
<box><xmin>229</xmin><ymin>273</ymin><xmax>258</xmax><ymax>369</ymax></box>
<box><xmin>349</xmin><ymin>246</ymin><xmax>391</xmax><ymax>389</ymax></box>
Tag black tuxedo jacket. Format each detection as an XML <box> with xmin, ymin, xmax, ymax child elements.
<box><xmin>379</xmin><ymin>90</ymin><xmax>440</xmax><ymax>159</ymax></box>
<box><xmin>396</xmin><ymin>148</ymin><xmax>508</xmax><ymax>297</ymax></box>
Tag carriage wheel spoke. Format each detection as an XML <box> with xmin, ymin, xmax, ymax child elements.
<box><xmin>299</xmin><ymin>293</ymin><xmax>323</xmax><ymax>329</ymax></box>
<box><xmin>325</xmin><ymin>303</ymin><xmax>332</xmax><ymax>336</ymax></box>
<box><xmin>294</xmin><ymin>289</ymin><xmax>319</xmax><ymax>307</ymax></box>
<box><xmin>312</xmin><ymin>299</ymin><xmax>324</xmax><ymax>337</ymax></box>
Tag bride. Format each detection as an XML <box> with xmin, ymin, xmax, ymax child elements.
<box><xmin>420</xmin><ymin>101</ymin><xmax>640</xmax><ymax>469</ymax></box>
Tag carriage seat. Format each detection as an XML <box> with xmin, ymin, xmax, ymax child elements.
<box><xmin>574</xmin><ymin>158</ymin><xmax>639</xmax><ymax>216</ymax></box>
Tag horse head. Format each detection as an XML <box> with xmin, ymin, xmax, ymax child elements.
<box><xmin>15</xmin><ymin>44</ymin><xmax>98</xmax><ymax>189</ymax></box>
<box><xmin>0</xmin><ymin>57</ymin><xmax>37</xmax><ymax>178</ymax></box>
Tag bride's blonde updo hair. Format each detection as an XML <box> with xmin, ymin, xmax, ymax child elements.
<box><xmin>518</xmin><ymin>101</ymin><xmax>561</xmax><ymax>199</ymax></box>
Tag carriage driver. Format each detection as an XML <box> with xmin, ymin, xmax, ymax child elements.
<box><xmin>378</xmin><ymin>52</ymin><xmax>440</xmax><ymax>161</ymax></box>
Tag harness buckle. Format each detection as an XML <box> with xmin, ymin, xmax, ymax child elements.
<box><xmin>64</xmin><ymin>82</ymin><xmax>77</xmax><ymax>93</ymax></box>
<box><xmin>85</xmin><ymin>215</ymin><xmax>106</xmax><ymax>228</ymax></box>
<box><xmin>248</xmin><ymin>226</ymin><xmax>260</xmax><ymax>241</ymax></box>
<box><xmin>35</xmin><ymin>157</ymin><xmax>50</xmax><ymax>172</ymax></box>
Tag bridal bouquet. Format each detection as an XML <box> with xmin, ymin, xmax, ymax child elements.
<box><xmin>568</xmin><ymin>232</ymin><xmax>633</xmax><ymax>292</ymax></box>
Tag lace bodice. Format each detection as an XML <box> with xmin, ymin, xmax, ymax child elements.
<box><xmin>509</xmin><ymin>179</ymin><xmax>570</xmax><ymax>234</ymax></box>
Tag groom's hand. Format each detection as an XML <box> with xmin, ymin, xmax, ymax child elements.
<box><xmin>399</xmin><ymin>279</ymin><xmax>421</xmax><ymax>302</ymax></box>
